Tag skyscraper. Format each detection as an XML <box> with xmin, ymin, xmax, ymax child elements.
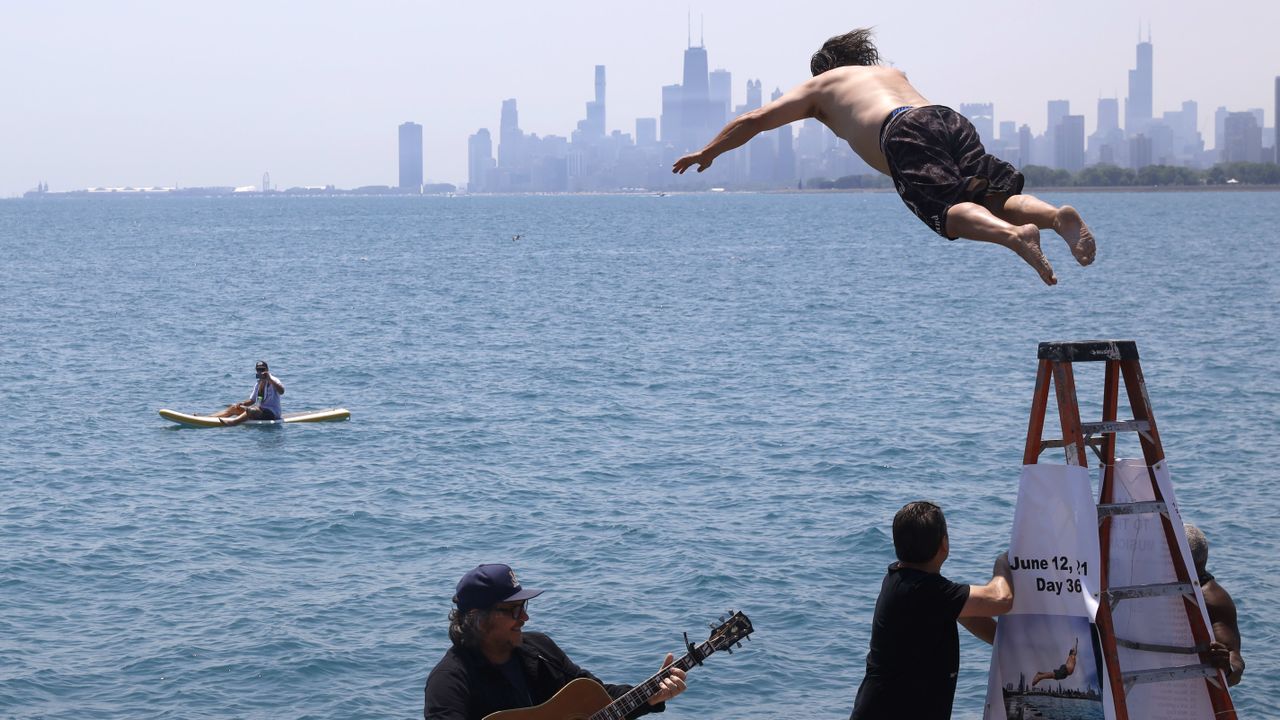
<box><xmin>1222</xmin><ymin>112</ymin><xmax>1263</xmax><ymax>163</ymax></box>
<box><xmin>1097</xmin><ymin>98</ymin><xmax>1120</xmax><ymax>134</ymax></box>
<box><xmin>959</xmin><ymin>103</ymin><xmax>994</xmax><ymax>146</ymax></box>
<box><xmin>1046</xmin><ymin>100</ymin><xmax>1070</xmax><ymax>168</ymax></box>
<box><xmin>468</xmin><ymin>128</ymin><xmax>493</xmax><ymax>192</ymax></box>
<box><xmin>1089</xmin><ymin>98</ymin><xmax>1124</xmax><ymax>166</ymax></box>
<box><xmin>635</xmin><ymin>118</ymin><xmax>657</xmax><ymax>147</ymax></box>
<box><xmin>499</xmin><ymin>99</ymin><xmax>522</xmax><ymax>169</ymax></box>
<box><xmin>660</xmin><ymin>84</ymin><xmax>682</xmax><ymax>145</ymax></box>
<box><xmin>682</xmin><ymin>44</ymin><xmax>709</xmax><ymax>100</ymax></box>
<box><xmin>582</xmin><ymin>65</ymin><xmax>606</xmax><ymax>138</ymax></box>
<box><xmin>398</xmin><ymin>121</ymin><xmax>423</xmax><ymax>190</ymax></box>
<box><xmin>1125</xmin><ymin>30</ymin><xmax>1153</xmax><ymax>135</ymax></box>
<box><xmin>679</xmin><ymin>42</ymin><xmax>714</xmax><ymax>153</ymax></box>
<box><xmin>746</xmin><ymin>79</ymin><xmax>762</xmax><ymax>111</ymax></box>
<box><xmin>709</xmin><ymin>69</ymin><xmax>732</xmax><ymax>125</ymax></box>
<box><xmin>595</xmin><ymin>65</ymin><xmax>606</xmax><ymax>129</ymax></box>
<box><xmin>1055</xmin><ymin>115</ymin><xmax>1086</xmax><ymax>172</ymax></box>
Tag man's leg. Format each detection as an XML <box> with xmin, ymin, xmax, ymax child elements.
<box><xmin>212</xmin><ymin>403</ymin><xmax>242</xmax><ymax>418</ymax></box>
<box><xmin>946</xmin><ymin>202</ymin><xmax>1057</xmax><ymax>286</ymax></box>
<box><xmin>984</xmin><ymin>194</ymin><xmax>1096</xmax><ymax>267</ymax></box>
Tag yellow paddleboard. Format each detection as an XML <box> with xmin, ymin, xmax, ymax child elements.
<box><xmin>158</xmin><ymin>408</ymin><xmax>350</xmax><ymax>427</ymax></box>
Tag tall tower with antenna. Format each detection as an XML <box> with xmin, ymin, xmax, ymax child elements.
<box><xmin>1125</xmin><ymin>23</ymin><xmax>1153</xmax><ymax>135</ymax></box>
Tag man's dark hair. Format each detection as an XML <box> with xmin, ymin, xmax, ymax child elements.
<box><xmin>811</xmin><ymin>28</ymin><xmax>880</xmax><ymax>76</ymax></box>
<box><xmin>893</xmin><ymin>501</ymin><xmax>947</xmax><ymax>563</ymax></box>
<box><xmin>448</xmin><ymin>607</ymin><xmax>490</xmax><ymax>649</ymax></box>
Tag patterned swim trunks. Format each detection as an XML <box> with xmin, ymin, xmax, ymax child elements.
<box><xmin>880</xmin><ymin>105</ymin><xmax>1024</xmax><ymax>239</ymax></box>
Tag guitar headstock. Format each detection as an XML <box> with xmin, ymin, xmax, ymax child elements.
<box><xmin>705</xmin><ymin>610</ymin><xmax>753</xmax><ymax>653</ymax></box>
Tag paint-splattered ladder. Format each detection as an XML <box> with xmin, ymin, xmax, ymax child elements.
<box><xmin>1021</xmin><ymin>339</ymin><xmax>1235</xmax><ymax>720</ymax></box>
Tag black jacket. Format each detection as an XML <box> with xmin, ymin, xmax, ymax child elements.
<box><xmin>424</xmin><ymin>632</ymin><xmax>665</xmax><ymax>720</ymax></box>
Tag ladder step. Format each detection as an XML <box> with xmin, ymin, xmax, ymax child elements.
<box><xmin>1115</xmin><ymin>636</ymin><xmax>1208</xmax><ymax>654</ymax></box>
<box><xmin>1038</xmin><ymin>339</ymin><xmax>1140</xmax><ymax>362</ymax></box>
<box><xmin>1106</xmin><ymin>582</ymin><xmax>1196</xmax><ymax>609</ymax></box>
<box><xmin>1122</xmin><ymin>663</ymin><xmax>1218</xmax><ymax>692</ymax></box>
<box><xmin>1041</xmin><ymin>420</ymin><xmax>1151</xmax><ymax>451</ymax></box>
<box><xmin>1041</xmin><ymin>437</ymin><xmax>1104</xmax><ymax>450</ymax></box>
<box><xmin>1081</xmin><ymin>419</ymin><xmax>1150</xmax><ymax>435</ymax></box>
<box><xmin>1098</xmin><ymin>501</ymin><xmax>1168</xmax><ymax>518</ymax></box>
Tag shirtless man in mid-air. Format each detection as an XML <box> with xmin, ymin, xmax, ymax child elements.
<box><xmin>673</xmin><ymin>28</ymin><xmax>1095</xmax><ymax>286</ymax></box>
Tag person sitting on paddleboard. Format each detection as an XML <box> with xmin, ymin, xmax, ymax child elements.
<box><xmin>213</xmin><ymin>360</ymin><xmax>284</xmax><ymax>426</ymax></box>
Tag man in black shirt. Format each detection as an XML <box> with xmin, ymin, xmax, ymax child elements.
<box><xmin>849</xmin><ymin>501</ymin><xmax>1014</xmax><ymax>720</ymax></box>
<box><xmin>424</xmin><ymin>564</ymin><xmax>687</xmax><ymax>720</ymax></box>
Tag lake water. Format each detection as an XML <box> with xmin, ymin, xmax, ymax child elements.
<box><xmin>1</xmin><ymin>191</ymin><xmax>1276</xmax><ymax>718</ymax></box>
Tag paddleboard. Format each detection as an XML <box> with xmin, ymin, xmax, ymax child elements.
<box><xmin>159</xmin><ymin>408</ymin><xmax>350</xmax><ymax>427</ymax></box>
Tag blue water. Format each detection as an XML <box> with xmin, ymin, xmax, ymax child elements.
<box><xmin>1</xmin><ymin>192</ymin><xmax>1276</xmax><ymax>719</ymax></box>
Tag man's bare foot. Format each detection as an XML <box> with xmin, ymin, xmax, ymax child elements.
<box><xmin>1053</xmin><ymin>205</ymin><xmax>1096</xmax><ymax>266</ymax></box>
<box><xmin>1009</xmin><ymin>224</ymin><xmax>1057</xmax><ymax>286</ymax></box>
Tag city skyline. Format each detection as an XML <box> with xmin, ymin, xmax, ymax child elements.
<box><xmin>3</xmin><ymin>1</ymin><xmax>1278</xmax><ymax>196</ymax></box>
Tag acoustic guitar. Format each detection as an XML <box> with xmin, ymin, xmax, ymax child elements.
<box><xmin>483</xmin><ymin>610</ymin><xmax>754</xmax><ymax>720</ymax></box>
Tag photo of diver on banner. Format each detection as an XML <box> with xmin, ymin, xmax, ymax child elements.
<box><xmin>990</xmin><ymin>615</ymin><xmax>1104</xmax><ymax>719</ymax></box>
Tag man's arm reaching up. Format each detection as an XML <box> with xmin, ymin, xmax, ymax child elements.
<box><xmin>959</xmin><ymin>553</ymin><xmax>1014</xmax><ymax>644</ymax></box>
<box><xmin>673</xmin><ymin>79</ymin><xmax>820</xmax><ymax>174</ymax></box>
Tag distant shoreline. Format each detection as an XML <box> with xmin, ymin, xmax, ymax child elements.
<box><xmin>8</xmin><ymin>184</ymin><xmax>1280</xmax><ymax>200</ymax></box>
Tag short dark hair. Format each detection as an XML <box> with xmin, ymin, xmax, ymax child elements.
<box><xmin>448</xmin><ymin>607</ymin><xmax>490</xmax><ymax>649</ymax></box>
<box><xmin>811</xmin><ymin>28</ymin><xmax>880</xmax><ymax>76</ymax></box>
<box><xmin>893</xmin><ymin>501</ymin><xmax>947</xmax><ymax>563</ymax></box>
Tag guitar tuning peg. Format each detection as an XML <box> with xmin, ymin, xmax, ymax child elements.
<box><xmin>736</xmin><ymin>642</ymin><xmax>742</xmax><ymax>649</ymax></box>
<box><xmin>719</xmin><ymin>615</ymin><xmax>726</xmax><ymax>622</ymax></box>
<box><xmin>725</xmin><ymin>647</ymin><xmax>733</xmax><ymax>654</ymax></box>
<box><xmin>709</xmin><ymin>622</ymin><xmax>717</xmax><ymax>630</ymax></box>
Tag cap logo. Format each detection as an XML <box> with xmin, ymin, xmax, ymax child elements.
<box><xmin>508</xmin><ymin>568</ymin><xmax>519</xmax><ymax>588</ymax></box>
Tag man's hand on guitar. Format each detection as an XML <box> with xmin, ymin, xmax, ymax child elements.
<box><xmin>647</xmin><ymin>653</ymin><xmax>688</xmax><ymax>705</ymax></box>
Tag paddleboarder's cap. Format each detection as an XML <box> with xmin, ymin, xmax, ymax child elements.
<box><xmin>454</xmin><ymin>564</ymin><xmax>543</xmax><ymax>613</ymax></box>
<box><xmin>255</xmin><ymin>360</ymin><xmax>268</xmax><ymax>372</ymax></box>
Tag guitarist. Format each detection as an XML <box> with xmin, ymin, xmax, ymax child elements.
<box><xmin>424</xmin><ymin>564</ymin><xmax>687</xmax><ymax>720</ymax></box>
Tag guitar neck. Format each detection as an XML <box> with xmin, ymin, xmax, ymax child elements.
<box><xmin>589</xmin><ymin>641</ymin><xmax>713</xmax><ymax>720</ymax></box>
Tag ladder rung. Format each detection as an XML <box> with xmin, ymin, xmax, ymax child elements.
<box><xmin>1122</xmin><ymin>663</ymin><xmax>1218</xmax><ymax>692</ymax></box>
<box><xmin>1041</xmin><ymin>437</ymin><xmax>1104</xmax><ymax>450</ymax></box>
<box><xmin>1038</xmin><ymin>339</ymin><xmax>1140</xmax><ymax>362</ymax></box>
<box><xmin>1115</xmin><ymin>636</ymin><xmax>1207</xmax><ymax>654</ymax></box>
<box><xmin>1106</xmin><ymin>582</ymin><xmax>1195</xmax><ymax>609</ymax></box>
<box><xmin>1098</xmin><ymin>501</ymin><xmax>1168</xmax><ymax>518</ymax></box>
<box><xmin>1081</xmin><ymin>419</ymin><xmax>1150</xmax><ymax>435</ymax></box>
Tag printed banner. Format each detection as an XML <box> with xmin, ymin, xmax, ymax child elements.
<box><xmin>983</xmin><ymin>464</ymin><xmax>1110</xmax><ymax>720</ymax></box>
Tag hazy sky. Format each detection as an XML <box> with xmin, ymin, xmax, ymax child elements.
<box><xmin>3</xmin><ymin>1</ymin><xmax>1277</xmax><ymax>196</ymax></box>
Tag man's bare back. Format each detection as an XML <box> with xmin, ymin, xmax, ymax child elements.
<box><xmin>803</xmin><ymin>66</ymin><xmax>930</xmax><ymax>175</ymax></box>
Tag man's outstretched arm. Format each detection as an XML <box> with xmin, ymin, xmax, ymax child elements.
<box><xmin>673</xmin><ymin>79</ymin><xmax>820</xmax><ymax>173</ymax></box>
<box><xmin>960</xmin><ymin>553</ymin><xmax>1014</xmax><ymax>616</ymax></box>
<box><xmin>957</xmin><ymin>553</ymin><xmax>1014</xmax><ymax>645</ymax></box>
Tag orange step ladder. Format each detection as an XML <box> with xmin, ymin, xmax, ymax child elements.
<box><xmin>1021</xmin><ymin>340</ymin><xmax>1235</xmax><ymax>720</ymax></box>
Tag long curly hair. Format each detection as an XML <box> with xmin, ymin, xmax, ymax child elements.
<box><xmin>810</xmin><ymin>28</ymin><xmax>880</xmax><ymax>76</ymax></box>
<box><xmin>448</xmin><ymin>607</ymin><xmax>491</xmax><ymax>650</ymax></box>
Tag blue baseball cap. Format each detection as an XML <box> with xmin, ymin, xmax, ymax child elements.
<box><xmin>453</xmin><ymin>564</ymin><xmax>544</xmax><ymax>613</ymax></box>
